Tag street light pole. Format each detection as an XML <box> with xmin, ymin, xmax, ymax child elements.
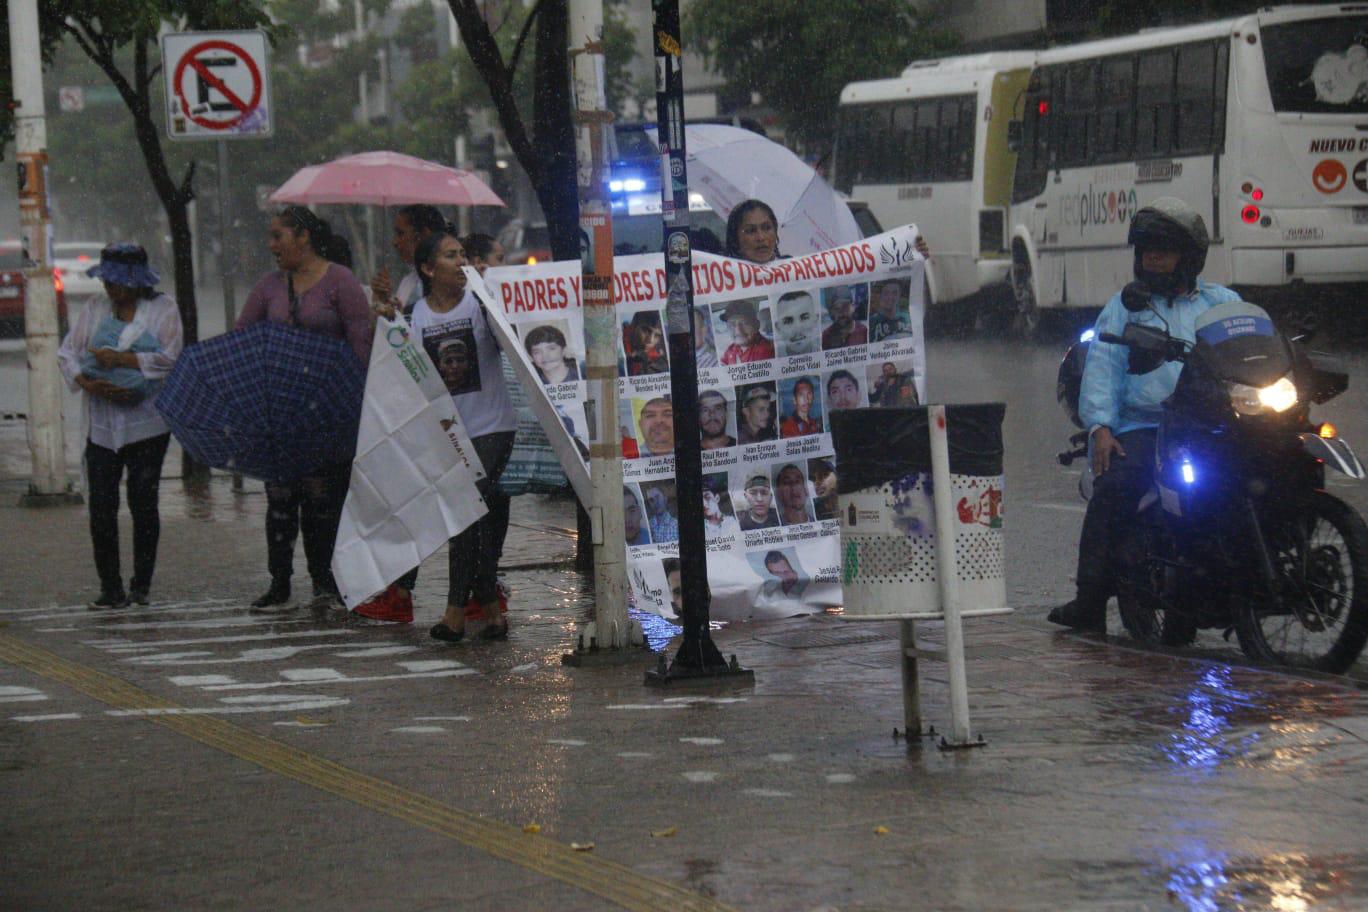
<box><xmin>9</xmin><ymin>0</ymin><xmax>79</xmax><ymax>507</ymax></box>
<box><xmin>644</xmin><ymin>0</ymin><xmax>750</xmax><ymax>685</ymax></box>
<box><xmin>563</xmin><ymin>0</ymin><xmax>641</xmax><ymax>660</ymax></box>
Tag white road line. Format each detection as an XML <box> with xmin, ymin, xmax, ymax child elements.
<box><xmin>0</xmin><ymin>686</ymin><xmax>47</xmax><ymax>703</ymax></box>
<box><xmin>390</xmin><ymin>725</ymin><xmax>448</xmax><ymax>734</ymax></box>
<box><xmin>70</xmin><ymin>616</ymin><xmax>314</xmax><ymax>632</ymax></box>
<box><xmin>125</xmin><ymin>643</ymin><xmax>417</xmax><ymax>665</ymax></box>
<box><xmin>679</xmin><ymin>737</ymin><xmax>724</xmax><ymax>746</ymax></box>
<box><xmin>169</xmin><ymin>675</ymin><xmax>238</xmax><ymax>687</ymax></box>
<box><xmin>21</xmin><ymin>602</ymin><xmax>251</xmax><ymax>622</ymax></box>
<box><xmin>396</xmin><ymin>660</ymin><xmax>465</xmax><ymax>672</ymax></box>
<box><xmin>201</xmin><ymin>668</ymin><xmax>477</xmax><ymax>691</ymax></box>
<box><xmin>0</xmin><ymin>598</ymin><xmax>235</xmax><ymax>616</ymax></box>
<box><xmin>11</xmin><ymin>713</ymin><xmax>82</xmax><ymax>722</ymax></box>
<box><xmin>107</xmin><ymin>695</ymin><xmax>348</xmax><ymax>717</ymax></box>
<box><xmin>88</xmin><ymin>630</ymin><xmax>356</xmax><ymax>650</ymax></box>
<box><xmin>607</xmin><ymin>703</ymin><xmax>687</xmax><ymax>711</ymax></box>
<box><xmin>1024</xmin><ymin>501</ymin><xmax>1087</xmax><ymax>514</ymax></box>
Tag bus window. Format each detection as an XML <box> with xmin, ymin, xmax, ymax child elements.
<box><xmin>1013</xmin><ymin>70</ymin><xmax>1054</xmax><ymax>203</ymax></box>
<box><xmin>1059</xmin><ymin>63</ymin><xmax>1096</xmax><ymax>167</ymax></box>
<box><xmin>1174</xmin><ymin>42</ymin><xmax>1217</xmax><ymax>153</ymax></box>
<box><xmin>1136</xmin><ymin>51</ymin><xmax>1175</xmax><ymax>158</ymax></box>
<box><xmin>954</xmin><ymin>97</ymin><xmax>976</xmax><ymax>180</ymax></box>
<box><xmin>891</xmin><ymin>102</ymin><xmax>922</xmax><ymax>182</ymax></box>
<box><xmin>1093</xmin><ymin>56</ymin><xmax>1135</xmax><ymax>162</ymax></box>
<box><xmin>1260</xmin><ymin>15</ymin><xmax>1368</xmax><ymax>115</ymax></box>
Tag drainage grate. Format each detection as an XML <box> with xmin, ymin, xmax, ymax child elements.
<box><xmin>755</xmin><ymin>627</ymin><xmax>896</xmax><ymax>650</ymax></box>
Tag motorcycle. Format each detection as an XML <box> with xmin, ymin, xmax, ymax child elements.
<box><xmin>1057</xmin><ymin>287</ymin><xmax>1368</xmax><ymax>674</ymax></box>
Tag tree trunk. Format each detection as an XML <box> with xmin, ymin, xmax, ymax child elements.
<box><xmin>532</xmin><ymin>0</ymin><xmax>580</xmax><ymax>261</ymax></box>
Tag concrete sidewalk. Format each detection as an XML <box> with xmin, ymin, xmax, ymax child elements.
<box><xmin>2</xmin><ymin>465</ymin><xmax>1367</xmax><ymax>911</ymax></box>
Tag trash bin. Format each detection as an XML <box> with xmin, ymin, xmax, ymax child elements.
<box><xmin>829</xmin><ymin>404</ymin><xmax>1007</xmax><ymax>620</ymax></box>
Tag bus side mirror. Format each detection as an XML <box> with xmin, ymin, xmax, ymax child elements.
<box><xmin>1006</xmin><ymin>120</ymin><xmax>1023</xmax><ymax>152</ymax></box>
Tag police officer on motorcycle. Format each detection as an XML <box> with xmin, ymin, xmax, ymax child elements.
<box><xmin>1048</xmin><ymin>197</ymin><xmax>1243</xmax><ymax>632</ymax></box>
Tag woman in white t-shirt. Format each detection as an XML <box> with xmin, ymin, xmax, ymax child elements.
<box><xmin>407</xmin><ymin>230</ymin><xmax>518</xmax><ymax>642</ymax></box>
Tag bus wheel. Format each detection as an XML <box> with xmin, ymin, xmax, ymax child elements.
<box><xmin>1009</xmin><ymin>248</ymin><xmax>1040</xmax><ymax>339</ymax></box>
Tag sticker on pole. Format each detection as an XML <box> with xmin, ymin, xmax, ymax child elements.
<box><xmin>162</xmin><ymin>31</ymin><xmax>273</xmax><ymax>141</ymax></box>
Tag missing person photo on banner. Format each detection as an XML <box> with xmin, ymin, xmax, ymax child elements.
<box><xmin>521</xmin><ymin>319</ymin><xmax>582</xmax><ymax>386</ymax></box>
<box><xmin>473</xmin><ymin>224</ymin><xmax>925</xmax><ymax>621</ymax></box>
<box><xmin>421</xmin><ymin>321</ymin><xmax>482</xmax><ymax>396</ymax></box>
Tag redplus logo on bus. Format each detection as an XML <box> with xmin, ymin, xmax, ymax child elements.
<box><xmin>1061</xmin><ymin>185</ymin><xmax>1139</xmax><ymax>236</ymax></box>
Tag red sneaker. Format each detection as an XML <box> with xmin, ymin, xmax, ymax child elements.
<box><xmin>463</xmin><ymin>592</ymin><xmax>508</xmax><ymax>620</ymax></box>
<box><xmin>353</xmin><ymin>585</ymin><xmax>413</xmax><ymax>624</ymax></box>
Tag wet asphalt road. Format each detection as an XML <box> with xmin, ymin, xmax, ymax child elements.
<box><xmin>3</xmin><ymin>303</ymin><xmax>1368</xmax><ymax>910</ymax></box>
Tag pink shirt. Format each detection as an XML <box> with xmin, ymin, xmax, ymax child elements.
<box><xmin>237</xmin><ymin>264</ymin><xmax>373</xmax><ymax>364</ymax></box>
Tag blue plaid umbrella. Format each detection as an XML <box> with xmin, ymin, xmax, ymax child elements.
<box><xmin>157</xmin><ymin>323</ymin><xmax>366</xmax><ymax>483</ymax></box>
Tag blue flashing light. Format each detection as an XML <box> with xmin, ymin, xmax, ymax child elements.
<box><xmin>1079</xmin><ymin>328</ymin><xmax>1095</xmax><ymax>343</ymax></box>
<box><xmin>1181</xmin><ymin>460</ymin><xmax>1196</xmax><ymax>485</ymax></box>
<box><xmin>622</xmin><ymin>178</ymin><xmax>647</xmax><ymax>192</ymax></box>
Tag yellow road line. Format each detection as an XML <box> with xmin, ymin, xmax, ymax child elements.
<box><xmin>0</xmin><ymin>631</ymin><xmax>735</xmax><ymax>912</ymax></box>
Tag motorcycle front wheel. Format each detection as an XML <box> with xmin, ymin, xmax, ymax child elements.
<box><xmin>1115</xmin><ymin>523</ymin><xmax>1197</xmax><ymax>647</ymax></box>
<box><xmin>1235</xmin><ymin>491</ymin><xmax>1368</xmax><ymax>674</ymax></box>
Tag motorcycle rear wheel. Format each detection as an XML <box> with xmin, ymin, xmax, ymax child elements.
<box><xmin>1235</xmin><ymin>491</ymin><xmax>1368</xmax><ymax>674</ymax></box>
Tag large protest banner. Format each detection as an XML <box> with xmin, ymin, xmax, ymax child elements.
<box><xmin>332</xmin><ymin>317</ymin><xmax>489</xmax><ymax>608</ymax></box>
<box><xmin>472</xmin><ymin>225</ymin><xmax>925</xmax><ymax>622</ymax></box>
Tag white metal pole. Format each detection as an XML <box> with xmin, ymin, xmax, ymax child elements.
<box><xmin>568</xmin><ymin>0</ymin><xmax>633</xmax><ymax>652</ymax></box>
<box><xmin>929</xmin><ymin>405</ymin><xmax>972</xmax><ymax>744</ymax></box>
<box><xmin>9</xmin><ymin>0</ymin><xmax>75</xmax><ymax>506</ymax></box>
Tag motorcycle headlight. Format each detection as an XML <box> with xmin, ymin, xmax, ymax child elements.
<box><xmin>1228</xmin><ymin>375</ymin><xmax>1298</xmax><ymax>416</ymax></box>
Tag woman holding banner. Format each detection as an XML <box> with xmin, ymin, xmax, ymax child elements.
<box><xmin>725</xmin><ymin>198</ymin><xmax>929</xmax><ymax>264</ymax></box>
<box><xmin>406</xmin><ymin>230</ymin><xmax>518</xmax><ymax>643</ymax></box>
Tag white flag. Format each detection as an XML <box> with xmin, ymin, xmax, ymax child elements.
<box><xmin>332</xmin><ymin>316</ymin><xmax>488</xmax><ymax>608</ymax></box>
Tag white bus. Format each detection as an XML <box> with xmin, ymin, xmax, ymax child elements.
<box><xmin>833</xmin><ymin>53</ymin><xmax>1038</xmax><ymax>320</ymax></box>
<box><xmin>1008</xmin><ymin>4</ymin><xmax>1368</xmax><ymax>327</ymax></box>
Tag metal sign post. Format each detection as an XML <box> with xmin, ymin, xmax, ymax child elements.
<box><xmin>644</xmin><ymin>0</ymin><xmax>751</xmax><ymax>686</ymax></box>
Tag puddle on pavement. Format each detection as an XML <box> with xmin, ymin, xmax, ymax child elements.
<box><xmin>1157</xmin><ymin>851</ymin><xmax>1365</xmax><ymax>912</ymax></box>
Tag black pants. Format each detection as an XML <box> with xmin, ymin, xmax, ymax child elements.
<box><xmin>447</xmin><ymin>432</ymin><xmax>515</xmax><ymax>607</ymax></box>
<box><xmin>1075</xmin><ymin>428</ymin><xmax>1157</xmax><ymax>606</ymax></box>
<box><xmin>86</xmin><ymin>433</ymin><xmax>171</xmax><ymax>596</ymax></box>
<box><xmin>265</xmin><ymin>462</ymin><xmax>350</xmax><ymax>593</ymax></box>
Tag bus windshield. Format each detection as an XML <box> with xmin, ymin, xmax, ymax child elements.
<box><xmin>1260</xmin><ymin>16</ymin><xmax>1368</xmax><ymax>114</ymax></box>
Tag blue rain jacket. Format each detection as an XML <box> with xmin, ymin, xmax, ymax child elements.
<box><xmin>1080</xmin><ymin>281</ymin><xmax>1242</xmax><ymax>436</ymax></box>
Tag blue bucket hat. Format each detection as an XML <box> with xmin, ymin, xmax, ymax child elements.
<box><xmin>87</xmin><ymin>243</ymin><xmax>160</xmax><ymax>289</ymax></box>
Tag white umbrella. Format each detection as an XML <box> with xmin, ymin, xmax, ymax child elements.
<box><xmin>646</xmin><ymin>124</ymin><xmax>862</xmax><ymax>256</ymax></box>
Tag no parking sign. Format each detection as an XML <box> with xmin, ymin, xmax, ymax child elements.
<box><xmin>162</xmin><ymin>31</ymin><xmax>272</xmax><ymax>141</ymax></box>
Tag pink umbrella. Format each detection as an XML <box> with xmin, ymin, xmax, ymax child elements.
<box><xmin>269</xmin><ymin>151</ymin><xmax>504</xmax><ymax>207</ymax></box>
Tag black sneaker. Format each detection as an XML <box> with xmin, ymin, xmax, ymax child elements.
<box><xmin>128</xmin><ymin>588</ymin><xmax>150</xmax><ymax>606</ymax></box>
<box><xmin>250</xmin><ymin>580</ymin><xmax>292</xmax><ymax>611</ymax></box>
<box><xmin>88</xmin><ymin>591</ymin><xmax>128</xmax><ymax>610</ymax></box>
<box><xmin>1047</xmin><ymin>599</ymin><xmax>1107</xmax><ymax>633</ymax></box>
<box><xmin>308</xmin><ymin>581</ymin><xmax>342</xmax><ymax>610</ymax></box>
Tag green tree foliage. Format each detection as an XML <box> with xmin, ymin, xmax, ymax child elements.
<box><xmin>445</xmin><ymin>0</ymin><xmax>580</xmax><ymax>259</ymax></box>
<box><xmin>684</xmin><ymin>0</ymin><xmax>958</xmax><ymax>150</ymax></box>
<box><xmin>1096</xmin><ymin>0</ymin><xmax>1298</xmax><ymax>34</ymax></box>
<box><xmin>1</xmin><ymin>0</ymin><xmax>276</xmax><ymax>347</ymax></box>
